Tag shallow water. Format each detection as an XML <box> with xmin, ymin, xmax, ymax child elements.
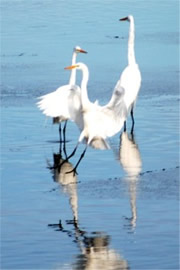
<box><xmin>1</xmin><ymin>0</ymin><xmax>179</xmax><ymax>269</ymax></box>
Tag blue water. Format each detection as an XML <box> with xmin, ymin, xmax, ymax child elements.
<box><xmin>1</xmin><ymin>0</ymin><xmax>179</xmax><ymax>269</ymax></box>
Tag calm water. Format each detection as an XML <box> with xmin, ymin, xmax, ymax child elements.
<box><xmin>1</xmin><ymin>0</ymin><xmax>179</xmax><ymax>269</ymax></box>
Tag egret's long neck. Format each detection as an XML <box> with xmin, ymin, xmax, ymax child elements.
<box><xmin>128</xmin><ymin>18</ymin><xmax>136</xmax><ymax>65</ymax></box>
<box><xmin>69</xmin><ymin>51</ymin><xmax>77</xmax><ymax>85</ymax></box>
<box><xmin>80</xmin><ymin>66</ymin><xmax>90</xmax><ymax>108</ymax></box>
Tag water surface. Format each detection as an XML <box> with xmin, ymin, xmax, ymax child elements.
<box><xmin>1</xmin><ymin>0</ymin><xmax>179</xmax><ymax>269</ymax></box>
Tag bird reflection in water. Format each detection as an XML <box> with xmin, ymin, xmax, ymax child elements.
<box><xmin>49</xmin><ymin>218</ymin><xmax>129</xmax><ymax>270</ymax></box>
<box><xmin>47</xmin><ymin>147</ymin><xmax>78</xmax><ymax>222</ymax></box>
<box><xmin>118</xmin><ymin>131</ymin><xmax>142</xmax><ymax>229</ymax></box>
<box><xmin>50</xmin><ymin>223</ymin><xmax>129</xmax><ymax>270</ymax></box>
<box><xmin>47</xmin><ymin>143</ymin><xmax>129</xmax><ymax>270</ymax></box>
<box><xmin>73</xmin><ymin>231</ymin><xmax>129</xmax><ymax>270</ymax></box>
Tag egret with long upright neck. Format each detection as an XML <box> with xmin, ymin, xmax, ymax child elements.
<box><xmin>37</xmin><ymin>46</ymin><xmax>87</xmax><ymax>156</ymax></box>
<box><xmin>114</xmin><ymin>15</ymin><xmax>141</xmax><ymax>134</ymax></box>
<box><xmin>64</xmin><ymin>62</ymin><xmax>127</xmax><ymax>174</ymax></box>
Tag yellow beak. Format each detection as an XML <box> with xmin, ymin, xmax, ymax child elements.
<box><xmin>64</xmin><ymin>64</ymin><xmax>79</xmax><ymax>70</ymax></box>
<box><xmin>77</xmin><ymin>48</ymin><xmax>87</xmax><ymax>54</ymax></box>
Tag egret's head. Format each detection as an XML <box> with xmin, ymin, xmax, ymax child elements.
<box><xmin>74</xmin><ymin>46</ymin><xmax>87</xmax><ymax>54</ymax></box>
<box><xmin>119</xmin><ymin>15</ymin><xmax>133</xmax><ymax>22</ymax></box>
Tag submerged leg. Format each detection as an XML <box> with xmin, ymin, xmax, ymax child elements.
<box><xmin>130</xmin><ymin>106</ymin><xmax>135</xmax><ymax>134</ymax></box>
<box><xmin>63</xmin><ymin>121</ymin><xmax>68</xmax><ymax>158</ymax></box>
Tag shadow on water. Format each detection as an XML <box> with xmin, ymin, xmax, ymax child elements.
<box><xmin>47</xmin><ymin>141</ymin><xmax>130</xmax><ymax>270</ymax></box>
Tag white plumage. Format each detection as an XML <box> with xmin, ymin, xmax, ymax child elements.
<box><xmin>37</xmin><ymin>46</ymin><xmax>87</xmax><ymax>131</ymax></box>
<box><xmin>115</xmin><ymin>15</ymin><xmax>141</xmax><ymax>132</ymax></box>
<box><xmin>65</xmin><ymin>63</ymin><xmax>127</xmax><ymax>150</ymax></box>
<box><xmin>63</xmin><ymin>62</ymin><xmax>128</xmax><ymax>173</ymax></box>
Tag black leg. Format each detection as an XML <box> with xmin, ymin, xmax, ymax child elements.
<box><xmin>59</xmin><ymin>142</ymin><xmax>62</xmax><ymax>156</ymax></box>
<box><xmin>59</xmin><ymin>122</ymin><xmax>62</xmax><ymax>142</ymax></box>
<box><xmin>58</xmin><ymin>123</ymin><xmax>62</xmax><ymax>154</ymax></box>
<box><xmin>57</xmin><ymin>143</ymin><xmax>79</xmax><ymax>171</ymax></box>
<box><xmin>129</xmin><ymin>131</ymin><xmax>136</xmax><ymax>144</ymax></box>
<box><xmin>63</xmin><ymin>121</ymin><xmax>67</xmax><ymax>142</ymax></box>
<box><xmin>66</xmin><ymin>145</ymin><xmax>88</xmax><ymax>176</ymax></box>
<box><xmin>63</xmin><ymin>121</ymin><xmax>68</xmax><ymax>158</ymax></box>
<box><xmin>67</xmin><ymin>143</ymin><xmax>79</xmax><ymax>160</ymax></box>
<box><xmin>130</xmin><ymin>107</ymin><xmax>135</xmax><ymax>134</ymax></box>
<box><xmin>124</xmin><ymin>121</ymin><xmax>126</xmax><ymax>132</ymax></box>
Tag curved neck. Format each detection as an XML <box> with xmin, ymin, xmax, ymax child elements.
<box><xmin>80</xmin><ymin>65</ymin><xmax>90</xmax><ymax>107</ymax></box>
<box><xmin>69</xmin><ymin>51</ymin><xmax>77</xmax><ymax>84</ymax></box>
<box><xmin>128</xmin><ymin>18</ymin><xmax>136</xmax><ymax>65</ymax></box>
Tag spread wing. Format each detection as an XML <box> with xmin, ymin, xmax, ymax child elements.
<box><xmin>82</xmin><ymin>86</ymin><xmax>127</xmax><ymax>143</ymax></box>
<box><xmin>101</xmin><ymin>86</ymin><xmax>128</xmax><ymax>137</ymax></box>
<box><xmin>37</xmin><ymin>84</ymin><xmax>82</xmax><ymax>128</ymax></box>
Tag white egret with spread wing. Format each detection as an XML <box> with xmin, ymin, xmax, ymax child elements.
<box><xmin>114</xmin><ymin>15</ymin><xmax>141</xmax><ymax>133</ymax></box>
<box><xmin>64</xmin><ymin>62</ymin><xmax>127</xmax><ymax>174</ymax></box>
<box><xmin>37</xmin><ymin>46</ymin><xmax>87</xmax><ymax>153</ymax></box>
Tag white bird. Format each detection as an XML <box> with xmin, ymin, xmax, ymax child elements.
<box><xmin>37</xmin><ymin>46</ymin><xmax>87</xmax><ymax>150</ymax></box>
<box><xmin>115</xmin><ymin>15</ymin><xmax>141</xmax><ymax>133</ymax></box>
<box><xmin>64</xmin><ymin>62</ymin><xmax>127</xmax><ymax>173</ymax></box>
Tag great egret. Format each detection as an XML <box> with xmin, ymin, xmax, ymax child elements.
<box><xmin>115</xmin><ymin>15</ymin><xmax>141</xmax><ymax>133</ymax></box>
<box><xmin>64</xmin><ymin>62</ymin><xmax>127</xmax><ymax>174</ymax></box>
<box><xmin>37</xmin><ymin>46</ymin><xmax>87</xmax><ymax>154</ymax></box>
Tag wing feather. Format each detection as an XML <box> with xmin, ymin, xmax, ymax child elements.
<box><xmin>37</xmin><ymin>84</ymin><xmax>82</xmax><ymax>126</ymax></box>
<box><xmin>101</xmin><ymin>86</ymin><xmax>128</xmax><ymax>137</ymax></box>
